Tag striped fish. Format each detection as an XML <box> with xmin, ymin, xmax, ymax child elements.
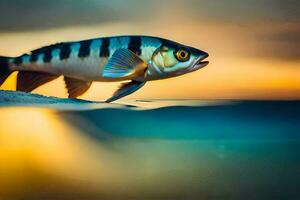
<box><xmin>0</xmin><ymin>35</ymin><xmax>209</xmax><ymax>102</ymax></box>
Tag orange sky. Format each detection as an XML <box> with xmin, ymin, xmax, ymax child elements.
<box><xmin>0</xmin><ymin>18</ymin><xmax>299</xmax><ymax>100</ymax></box>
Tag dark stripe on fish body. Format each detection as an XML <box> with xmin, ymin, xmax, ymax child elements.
<box><xmin>128</xmin><ymin>36</ymin><xmax>141</xmax><ymax>55</ymax></box>
<box><xmin>30</xmin><ymin>53</ymin><xmax>38</xmax><ymax>62</ymax></box>
<box><xmin>100</xmin><ymin>38</ymin><xmax>110</xmax><ymax>57</ymax></box>
<box><xmin>59</xmin><ymin>43</ymin><xmax>71</xmax><ymax>60</ymax></box>
<box><xmin>78</xmin><ymin>40</ymin><xmax>92</xmax><ymax>58</ymax></box>
<box><xmin>13</xmin><ymin>57</ymin><xmax>22</xmax><ymax>65</ymax></box>
<box><xmin>43</xmin><ymin>49</ymin><xmax>52</xmax><ymax>63</ymax></box>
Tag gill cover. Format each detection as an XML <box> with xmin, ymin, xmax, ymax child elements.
<box><xmin>147</xmin><ymin>45</ymin><xmax>194</xmax><ymax>78</ymax></box>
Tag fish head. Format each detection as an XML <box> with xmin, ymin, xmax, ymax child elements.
<box><xmin>146</xmin><ymin>40</ymin><xmax>209</xmax><ymax>80</ymax></box>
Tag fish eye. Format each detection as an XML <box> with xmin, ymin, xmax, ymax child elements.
<box><xmin>174</xmin><ymin>48</ymin><xmax>190</xmax><ymax>62</ymax></box>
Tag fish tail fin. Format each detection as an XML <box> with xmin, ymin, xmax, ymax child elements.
<box><xmin>0</xmin><ymin>56</ymin><xmax>13</xmax><ymax>86</ymax></box>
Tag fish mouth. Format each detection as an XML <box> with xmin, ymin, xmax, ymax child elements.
<box><xmin>194</xmin><ymin>54</ymin><xmax>209</xmax><ymax>69</ymax></box>
<box><xmin>195</xmin><ymin>54</ymin><xmax>209</xmax><ymax>67</ymax></box>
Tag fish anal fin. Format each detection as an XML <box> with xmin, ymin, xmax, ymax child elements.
<box><xmin>64</xmin><ymin>77</ymin><xmax>92</xmax><ymax>98</ymax></box>
<box><xmin>106</xmin><ymin>80</ymin><xmax>146</xmax><ymax>103</ymax></box>
<box><xmin>103</xmin><ymin>48</ymin><xmax>147</xmax><ymax>79</ymax></box>
<box><xmin>17</xmin><ymin>71</ymin><xmax>59</xmax><ymax>92</ymax></box>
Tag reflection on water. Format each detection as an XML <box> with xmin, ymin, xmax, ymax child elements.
<box><xmin>0</xmin><ymin>99</ymin><xmax>300</xmax><ymax>199</ymax></box>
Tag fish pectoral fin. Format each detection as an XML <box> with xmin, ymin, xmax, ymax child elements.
<box><xmin>105</xmin><ymin>80</ymin><xmax>146</xmax><ymax>103</ymax></box>
<box><xmin>103</xmin><ymin>48</ymin><xmax>147</xmax><ymax>79</ymax></box>
<box><xmin>17</xmin><ymin>71</ymin><xmax>59</xmax><ymax>92</ymax></box>
<box><xmin>64</xmin><ymin>77</ymin><xmax>92</xmax><ymax>98</ymax></box>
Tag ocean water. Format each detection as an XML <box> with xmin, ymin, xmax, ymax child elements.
<box><xmin>0</xmin><ymin>90</ymin><xmax>299</xmax><ymax>199</ymax></box>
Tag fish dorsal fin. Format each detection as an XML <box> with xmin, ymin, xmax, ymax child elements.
<box><xmin>105</xmin><ymin>80</ymin><xmax>146</xmax><ymax>103</ymax></box>
<box><xmin>103</xmin><ymin>48</ymin><xmax>147</xmax><ymax>79</ymax></box>
<box><xmin>17</xmin><ymin>71</ymin><xmax>59</xmax><ymax>92</ymax></box>
<box><xmin>64</xmin><ymin>76</ymin><xmax>92</xmax><ymax>98</ymax></box>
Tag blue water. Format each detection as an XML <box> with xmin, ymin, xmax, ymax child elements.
<box><xmin>58</xmin><ymin>100</ymin><xmax>300</xmax><ymax>198</ymax></box>
<box><xmin>61</xmin><ymin>100</ymin><xmax>300</xmax><ymax>140</ymax></box>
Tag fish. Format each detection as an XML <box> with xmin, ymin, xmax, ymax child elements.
<box><xmin>0</xmin><ymin>35</ymin><xmax>209</xmax><ymax>102</ymax></box>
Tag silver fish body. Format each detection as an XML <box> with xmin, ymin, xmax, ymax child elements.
<box><xmin>0</xmin><ymin>35</ymin><xmax>209</xmax><ymax>102</ymax></box>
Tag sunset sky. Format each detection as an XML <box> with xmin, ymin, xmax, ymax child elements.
<box><xmin>0</xmin><ymin>0</ymin><xmax>299</xmax><ymax>100</ymax></box>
